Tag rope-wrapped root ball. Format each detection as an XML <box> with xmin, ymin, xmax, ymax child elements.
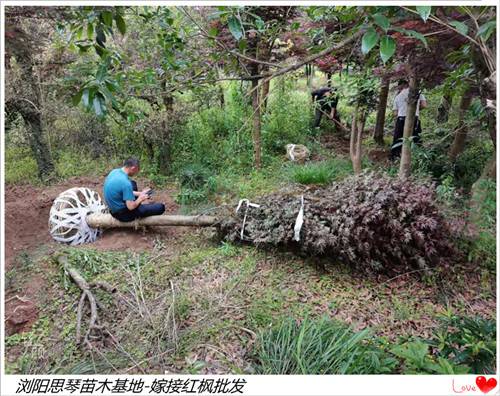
<box><xmin>49</xmin><ymin>188</ymin><xmax>108</xmax><ymax>245</ymax></box>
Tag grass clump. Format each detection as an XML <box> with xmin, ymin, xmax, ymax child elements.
<box><xmin>5</xmin><ymin>147</ymin><xmax>38</xmax><ymax>184</ymax></box>
<box><xmin>254</xmin><ymin>316</ymin><xmax>394</xmax><ymax>374</ymax></box>
<box><xmin>289</xmin><ymin>158</ymin><xmax>351</xmax><ymax>185</ymax></box>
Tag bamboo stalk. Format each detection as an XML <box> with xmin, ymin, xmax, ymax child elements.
<box><xmin>86</xmin><ymin>214</ymin><xmax>218</xmax><ymax>229</ymax></box>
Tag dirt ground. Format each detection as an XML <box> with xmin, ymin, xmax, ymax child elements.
<box><xmin>4</xmin><ymin>176</ymin><xmax>182</xmax><ymax>336</ymax></box>
<box><xmin>318</xmin><ymin>131</ymin><xmax>391</xmax><ymax>166</ymax></box>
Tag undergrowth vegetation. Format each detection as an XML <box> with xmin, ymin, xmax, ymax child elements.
<box><xmin>255</xmin><ymin>315</ymin><xmax>496</xmax><ymax>374</ymax></box>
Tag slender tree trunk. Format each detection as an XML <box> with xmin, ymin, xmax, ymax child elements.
<box><xmin>373</xmin><ymin>75</ymin><xmax>390</xmax><ymax>145</ymax></box>
<box><xmin>217</xmin><ymin>67</ymin><xmax>225</xmax><ymax>108</ymax></box>
<box><xmin>248</xmin><ymin>37</ymin><xmax>262</xmax><ymax>170</ymax></box>
<box><xmin>24</xmin><ymin>104</ymin><xmax>54</xmax><ymax>178</ymax></box>
<box><xmin>327</xmin><ymin>72</ymin><xmax>332</xmax><ymax>87</ymax></box>
<box><xmin>471</xmin><ymin>45</ymin><xmax>496</xmax><ymax>148</ymax></box>
<box><xmin>218</xmin><ymin>84</ymin><xmax>225</xmax><ymax>108</ymax></box>
<box><xmin>449</xmin><ymin>88</ymin><xmax>473</xmax><ymax>161</ymax></box>
<box><xmin>163</xmin><ymin>92</ymin><xmax>173</xmax><ymax>112</ymax></box>
<box><xmin>260</xmin><ymin>65</ymin><xmax>270</xmax><ymax>113</ymax></box>
<box><xmin>158</xmin><ymin>93</ymin><xmax>174</xmax><ymax>173</ymax></box>
<box><xmin>437</xmin><ymin>93</ymin><xmax>453</xmax><ymax>123</ymax></box>
<box><xmin>251</xmin><ymin>78</ymin><xmax>262</xmax><ymax>169</ymax></box>
<box><xmin>399</xmin><ymin>71</ymin><xmax>418</xmax><ymax>179</ymax></box>
<box><xmin>306</xmin><ymin>64</ymin><xmax>314</xmax><ymax>90</ymax></box>
<box><xmin>350</xmin><ymin>104</ymin><xmax>364</xmax><ymax>175</ymax></box>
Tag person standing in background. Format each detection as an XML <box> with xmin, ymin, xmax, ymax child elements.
<box><xmin>390</xmin><ymin>80</ymin><xmax>427</xmax><ymax>160</ymax></box>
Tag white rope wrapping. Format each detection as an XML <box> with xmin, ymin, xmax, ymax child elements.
<box><xmin>286</xmin><ymin>144</ymin><xmax>310</xmax><ymax>162</ymax></box>
<box><xmin>49</xmin><ymin>187</ymin><xmax>108</xmax><ymax>245</ymax></box>
<box><xmin>293</xmin><ymin>195</ymin><xmax>305</xmax><ymax>242</ymax></box>
<box><xmin>288</xmin><ymin>144</ymin><xmax>296</xmax><ymax>161</ymax></box>
<box><xmin>235</xmin><ymin>199</ymin><xmax>260</xmax><ymax>241</ymax></box>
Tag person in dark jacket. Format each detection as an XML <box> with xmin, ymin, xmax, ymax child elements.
<box><xmin>312</xmin><ymin>87</ymin><xmax>340</xmax><ymax>128</ymax></box>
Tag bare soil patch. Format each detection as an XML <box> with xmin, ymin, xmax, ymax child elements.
<box><xmin>5</xmin><ymin>176</ymin><xmax>182</xmax><ymax>336</ymax></box>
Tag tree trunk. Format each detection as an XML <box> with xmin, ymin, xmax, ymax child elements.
<box><xmin>251</xmin><ymin>78</ymin><xmax>262</xmax><ymax>169</ymax></box>
<box><xmin>373</xmin><ymin>75</ymin><xmax>390</xmax><ymax>145</ymax></box>
<box><xmin>327</xmin><ymin>72</ymin><xmax>332</xmax><ymax>87</ymax></box>
<box><xmin>157</xmin><ymin>93</ymin><xmax>174</xmax><ymax>173</ymax></box>
<box><xmin>158</xmin><ymin>117</ymin><xmax>171</xmax><ymax>174</ymax></box>
<box><xmin>86</xmin><ymin>214</ymin><xmax>218</xmax><ymax>228</ymax></box>
<box><xmin>349</xmin><ymin>104</ymin><xmax>364</xmax><ymax>175</ymax></box>
<box><xmin>471</xmin><ymin>45</ymin><xmax>496</xmax><ymax>148</ymax></box>
<box><xmin>5</xmin><ymin>22</ymin><xmax>54</xmax><ymax>179</ymax></box>
<box><xmin>219</xmin><ymin>84</ymin><xmax>225</xmax><ymax>108</ymax></box>
<box><xmin>25</xmin><ymin>108</ymin><xmax>54</xmax><ymax>178</ymax></box>
<box><xmin>449</xmin><ymin>88</ymin><xmax>473</xmax><ymax>161</ymax></box>
<box><xmin>246</xmin><ymin>36</ymin><xmax>263</xmax><ymax>170</ymax></box>
<box><xmin>261</xmin><ymin>78</ymin><xmax>270</xmax><ymax>113</ymax></box>
<box><xmin>437</xmin><ymin>93</ymin><xmax>453</xmax><ymax>123</ymax></box>
<box><xmin>306</xmin><ymin>64</ymin><xmax>314</xmax><ymax>90</ymax></box>
<box><xmin>163</xmin><ymin>93</ymin><xmax>174</xmax><ymax>112</ymax></box>
<box><xmin>399</xmin><ymin>71</ymin><xmax>418</xmax><ymax>179</ymax></box>
<box><xmin>216</xmin><ymin>67</ymin><xmax>225</xmax><ymax>108</ymax></box>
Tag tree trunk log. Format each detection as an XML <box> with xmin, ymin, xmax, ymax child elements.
<box><xmin>86</xmin><ymin>214</ymin><xmax>218</xmax><ymax>229</ymax></box>
<box><xmin>437</xmin><ymin>93</ymin><xmax>453</xmax><ymax>123</ymax></box>
<box><xmin>399</xmin><ymin>71</ymin><xmax>418</xmax><ymax>179</ymax></box>
<box><xmin>373</xmin><ymin>75</ymin><xmax>390</xmax><ymax>145</ymax></box>
<box><xmin>449</xmin><ymin>88</ymin><xmax>473</xmax><ymax>161</ymax></box>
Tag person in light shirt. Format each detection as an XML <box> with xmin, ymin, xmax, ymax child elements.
<box><xmin>390</xmin><ymin>79</ymin><xmax>427</xmax><ymax>160</ymax></box>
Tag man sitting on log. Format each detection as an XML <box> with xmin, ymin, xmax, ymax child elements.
<box><xmin>103</xmin><ymin>157</ymin><xmax>165</xmax><ymax>222</ymax></box>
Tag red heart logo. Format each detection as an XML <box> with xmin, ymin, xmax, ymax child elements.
<box><xmin>476</xmin><ymin>376</ymin><xmax>497</xmax><ymax>394</ymax></box>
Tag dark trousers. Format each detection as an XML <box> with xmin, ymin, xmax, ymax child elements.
<box><xmin>390</xmin><ymin>116</ymin><xmax>422</xmax><ymax>160</ymax></box>
<box><xmin>111</xmin><ymin>180</ymin><xmax>165</xmax><ymax>222</ymax></box>
<box><xmin>313</xmin><ymin>107</ymin><xmax>340</xmax><ymax>128</ymax></box>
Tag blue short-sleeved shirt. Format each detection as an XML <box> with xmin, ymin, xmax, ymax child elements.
<box><xmin>103</xmin><ymin>168</ymin><xmax>135</xmax><ymax>212</ymax></box>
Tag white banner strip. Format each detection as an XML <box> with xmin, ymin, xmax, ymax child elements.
<box><xmin>1</xmin><ymin>375</ymin><xmax>499</xmax><ymax>396</ymax></box>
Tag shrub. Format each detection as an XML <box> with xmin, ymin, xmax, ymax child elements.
<box><xmin>262</xmin><ymin>80</ymin><xmax>311</xmax><ymax>154</ymax></box>
<box><xmin>390</xmin><ymin>340</ymin><xmax>469</xmax><ymax>374</ymax></box>
<box><xmin>175</xmin><ymin>164</ymin><xmax>217</xmax><ymax>205</ymax></box>
<box><xmin>54</xmin><ymin>151</ymin><xmax>114</xmax><ymax>180</ymax></box>
<box><xmin>169</xmin><ymin>86</ymin><xmax>253</xmax><ymax>174</ymax></box>
<box><xmin>411</xmin><ymin>127</ymin><xmax>493</xmax><ymax>192</ymax></box>
<box><xmin>429</xmin><ymin>314</ymin><xmax>496</xmax><ymax>374</ymax></box>
<box><xmin>465</xmin><ymin>179</ymin><xmax>496</xmax><ymax>270</ymax></box>
<box><xmin>220</xmin><ymin>172</ymin><xmax>457</xmax><ymax>274</ymax></box>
